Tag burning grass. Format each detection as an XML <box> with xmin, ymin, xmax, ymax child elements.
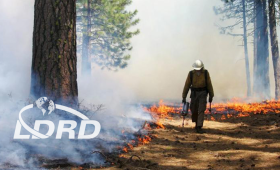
<box><xmin>114</xmin><ymin>98</ymin><xmax>280</xmax><ymax>169</ymax></box>
<box><xmin>4</xmin><ymin>98</ymin><xmax>279</xmax><ymax>169</ymax></box>
<box><xmin>32</xmin><ymin>98</ymin><xmax>278</xmax><ymax>169</ymax></box>
<box><xmin>117</xmin><ymin>99</ymin><xmax>280</xmax><ymax>170</ymax></box>
<box><xmin>144</xmin><ymin>99</ymin><xmax>280</xmax><ymax>123</ymax></box>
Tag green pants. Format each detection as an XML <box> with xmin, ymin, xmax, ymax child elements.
<box><xmin>190</xmin><ymin>91</ymin><xmax>207</xmax><ymax>127</ymax></box>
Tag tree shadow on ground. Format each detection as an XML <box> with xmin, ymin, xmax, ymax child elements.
<box><xmin>86</xmin><ymin>113</ymin><xmax>280</xmax><ymax>170</ymax></box>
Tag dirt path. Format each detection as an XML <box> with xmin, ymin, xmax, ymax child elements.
<box><xmin>98</xmin><ymin>113</ymin><xmax>280</xmax><ymax>170</ymax></box>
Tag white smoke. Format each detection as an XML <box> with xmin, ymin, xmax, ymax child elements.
<box><xmin>0</xmin><ymin>86</ymin><xmax>152</xmax><ymax>168</ymax></box>
<box><xmin>0</xmin><ymin>0</ymin><xmax>152</xmax><ymax>168</ymax></box>
<box><xmin>3</xmin><ymin>0</ymin><xmax>277</xmax><ymax>168</ymax></box>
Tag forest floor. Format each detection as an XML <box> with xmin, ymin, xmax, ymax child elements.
<box><xmin>91</xmin><ymin>113</ymin><xmax>280</xmax><ymax>170</ymax></box>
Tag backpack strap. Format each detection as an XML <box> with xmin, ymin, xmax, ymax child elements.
<box><xmin>190</xmin><ymin>71</ymin><xmax>193</xmax><ymax>85</ymax></box>
<box><xmin>204</xmin><ymin>69</ymin><xmax>208</xmax><ymax>92</ymax></box>
<box><xmin>204</xmin><ymin>70</ymin><xmax>208</xmax><ymax>85</ymax></box>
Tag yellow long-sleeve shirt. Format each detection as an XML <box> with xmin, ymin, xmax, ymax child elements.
<box><xmin>182</xmin><ymin>69</ymin><xmax>214</xmax><ymax>98</ymax></box>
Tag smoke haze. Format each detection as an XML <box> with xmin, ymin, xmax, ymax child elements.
<box><xmin>0</xmin><ymin>0</ymin><xmax>279</xmax><ymax>167</ymax></box>
<box><xmin>0</xmin><ymin>0</ymin><xmax>277</xmax><ymax>103</ymax></box>
<box><xmin>122</xmin><ymin>0</ymin><xmax>276</xmax><ymax>102</ymax></box>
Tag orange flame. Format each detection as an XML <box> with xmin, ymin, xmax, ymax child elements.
<box><xmin>122</xmin><ymin>147</ymin><xmax>128</xmax><ymax>153</ymax></box>
<box><xmin>221</xmin><ymin>115</ymin><xmax>226</xmax><ymax>120</ymax></box>
<box><xmin>144</xmin><ymin>100</ymin><xmax>181</xmax><ymax>119</ymax></box>
<box><xmin>127</xmin><ymin>143</ymin><xmax>134</xmax><ymax>150</ymax></box>
<box><xmin>156</xmin><ymin>121</ymin><xmax>165</xmax><ymax>129</ymax></box>
<box><xmin>145</xmin><ymin>99</ymin><xmax>280</xmax><ymax>121</ymax></box>
<box><xmin>119</xmin><ymin>154</ymin><xmax>125</xmax><ymax>158</ymax></box>
<box><xmin>144</xmin><ymin>100</ymin><xmax>182</xmax><ymax>129</ymax></box>
<box><xmin>138</xmin><ymin>135</ymin><xmax>152</xmax><ymax>146</ymax></box>
<box><xmin>119</xmin><ymin>99</ymin><xmax>280</xmax><ymax>155</ymax></box>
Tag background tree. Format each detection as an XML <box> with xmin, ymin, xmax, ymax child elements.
<box><xmin>268</xmin><ymin>0</ymin><xmax>280</xmax><ymax>99</ymax></box>
<box><xmin>77</xmin><ymin>0</ymin><xmax>140</xmax><ymax>74</ymax></box>
<box><xmin>214</xmin><ymin>0</ymin><xmax>280</xmax><ymax>99</ymax></box>
<box><xmin>30</xmin><ymin>0</ymin><xmax>78</xmax><ymax>105</ymax></box>
<box><xmin>253</xmin><ymin>0</ymin><xmax>270</xmax><ymax>99</ymax></box>
<box><xmin>214</xmin><ymin>0</ymin><xmax>254</xmax><ymax>97</ymax></box>
<box><xmin>80</xmin><ymin>0</ymin><xmax>92</xmax><ymax>75</ymax></box>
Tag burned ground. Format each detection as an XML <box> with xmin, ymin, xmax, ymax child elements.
<box><xmin>4</xmin><ymin>102</ymin><xmax>279</xmax><ymax>170</ymax></box>
<box><xmin>68</xmin><ymin>111</ymin><xmax>280</xmax><ymax>170</ymax></box>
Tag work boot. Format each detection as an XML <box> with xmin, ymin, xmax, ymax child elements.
<box><xmin>194</xmin><ymin>126</ymin><xmax>198</xmax><ymax>132</ymax></box>
<box><xmin>196</xmin><ymin>126</ymin><xmax>205</xmax><ymax>134</ymax></box>
<box><xmin>194</xmin><ymin>123</ymin><xmax>198</xmax><ymax>132</ymax></box>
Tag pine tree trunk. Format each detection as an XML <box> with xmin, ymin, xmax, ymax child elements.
<box><xmin>253</xmin><ymin>1</ymin><xmax>258</xmax><ymax>95</ymax></box>
<box><xmin>268</xmin><ymin>0</ymin><xmax>280</xmax><ymax>99</ymax></box>
<box><xmin>30</xmin><ymin>0</ymin><xmax>78</xmax><ymax>106</ymax></box>
<box><xmin>253</xmin><ymin>0</ymin><xmax>270</xmax><ymax>99</ymax></box>
<box><xmin>242</xmin><ymin>0</ymin><xmax>251</xmax><ymax>97</ymax></box>
<box><xmin>81</xmin><ymin>0</ymin><xmax>91</xmax><ymax>75</ymax></box>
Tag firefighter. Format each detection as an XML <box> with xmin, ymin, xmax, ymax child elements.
<box><xmin>182</xmin><ymin>60</ymin><xmax>214</xmax><ymax>133</ymax></box>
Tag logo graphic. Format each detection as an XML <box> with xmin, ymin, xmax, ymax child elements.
<box><xmin>14</xmin><ymin>97</ymin><xmax>101</xmax><ymax>139</ymax></box>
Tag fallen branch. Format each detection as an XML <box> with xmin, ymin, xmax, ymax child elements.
<box><xmin>142</xmin><ymin>121</ymin><xmax>147</xmax><ymax>129</ymax></box>
<box><xmin>125</xmin><ymin>155</ymin><xmax>142</xmax><ymax>163</ymax></box>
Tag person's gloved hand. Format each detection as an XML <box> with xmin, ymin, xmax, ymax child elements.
<box><xmin>209</xmin><ymin>96</ymin><xmax>213</xmax><ymax>103</ymax></box>
<box><xmin>182</xmin><ymin>98</ymin><xmax>186</xmax><ymax>104</ymax></box>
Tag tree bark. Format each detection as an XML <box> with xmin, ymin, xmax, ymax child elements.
<box><xmin>81</xmin><ymin>0</ymin><xmax>92</xmax><ymax>75</ymax></box>
<box><xmin>253</xmin><ymin>0</ymin><xmax>270</xmax><ymax>99</ymax></box>
<box><xmin>242</xmin><ymin>0</ymin><xmax>251</xmax><ymax>97</ymax></box>
<box><xmin>268</xmin><ymin>0</ymin><xmax>280</xmax><ymax>99</ymax></box>
<box><xmin>30</xmin><ymin>0</ymin><xmax>78</xmax><ymax>106</ymax></box>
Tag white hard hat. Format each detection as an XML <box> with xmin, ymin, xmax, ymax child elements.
<box><xmin>192</xmin><ymin>60</ymin><xmax>204</xmax><ymax>70</ymax></box>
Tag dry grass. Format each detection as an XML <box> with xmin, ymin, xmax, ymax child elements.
<box><xmin>106</xmin><ymin>113</ymin><xmax>280</xmax><ymax>170</ymax></box>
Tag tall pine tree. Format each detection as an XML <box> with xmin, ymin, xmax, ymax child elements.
<box><xmin>253</xmin><ymin>0</ymin><xmax>270</xmax><ymax>99</ymax></box>
<box><xmin>214</xmin><ymin>0</ymin><xmax>253</xmax><ymax>97</ymax></box>
<box><xmin>268</xmin><ymin>0</ymin><xmax>280</xmax><ymax>99</ymax></box>
<box><xmin>30</xmin><ymin>0</ymin><xmax>78</xmax><ymax>105</ymax></box>
<box><xmin>77</xmin><ymin>0</ymin><xmax>139</xmax><ymax>74</ymax></box>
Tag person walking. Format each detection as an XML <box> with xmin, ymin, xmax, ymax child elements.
<box><xmin>182</xmin><ymin>60</ymin><xmax>214</xmax><ymax>133</ymax></box>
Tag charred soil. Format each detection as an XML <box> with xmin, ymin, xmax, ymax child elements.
<box><xmin>97</xmin><ymin>113</ymin><xmax>280</xmax><ymax>170</ymax></box>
